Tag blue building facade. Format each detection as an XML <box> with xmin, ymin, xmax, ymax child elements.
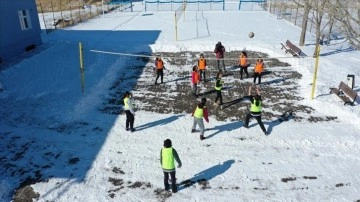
<box><xmin>0</xmin><ymin>0</ymin><xmax>42</xmax><ymax>63</ymax></box>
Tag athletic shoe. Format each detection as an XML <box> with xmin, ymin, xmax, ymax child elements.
<box><xmin>264</xmin><ymin>131</ymin><xmax>269</xmax><ymax>135</ymax></box>
<box><xmin>126</xmin><ymin>128</ymin><xmax>130</xmax><ymax>131</ymax></box>
<box><xmin>131</xmin><ymin>128</ymin><xmax>136</xmax><ymax>132</ymax></box>
<box><xmin>243</xmin><ymin>125</ymin><xmax>249</xmax><ymax>128</ymax></box>
<box><xmin>191</xmin><ymin>129</ymin><xmax>196</xmax><ymax>133</ymax></box>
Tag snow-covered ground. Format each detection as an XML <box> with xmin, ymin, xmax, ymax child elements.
<box><xmin>1</xmin><ymin>1</ymin><xmax>360</xmax><ymax>201</ymax></box>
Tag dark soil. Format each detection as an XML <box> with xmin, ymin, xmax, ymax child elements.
<box><xmin>101</xmin><ymin>50</ymin><xmax>338</xmax><ymax>123</ymax></box>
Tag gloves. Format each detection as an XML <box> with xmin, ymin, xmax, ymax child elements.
<box><xmin>177</xmin><ymin>164</ymin><xmax>182</xmax><ymax>168</ymax></box>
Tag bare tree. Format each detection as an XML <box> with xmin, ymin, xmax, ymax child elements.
<box><xmin>298</xmin><ymin>0</ymin><xmax>310</xmax><ymax>46</ymax></box>
<box><xmin>328</xmin><ymin>0</ymin><xmax>360</xmax><ymax>49</ymax></box>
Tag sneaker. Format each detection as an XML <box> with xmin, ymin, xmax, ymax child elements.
<box><xmin>165</xmin><ymin>186</ymin><xmax>170</xmax><ymax>191</ymax></box>
<box><xmin>200</xmin><ymin>135</ymin><xmax>206</xmax><ymax>140</ymax></box>
<box><xmin>191</xmin><ymin>129</ymin><xmax>196</xmax><ymax>133</ymax></box>
<box><xmin>264</xmin><ymin>131</ymin><xmax>269</xmax><ymax>135</ymax></box>
<box><xmin>126</xmin><ymin>128</ymin><xmax>130</xmax><ymax>131</ymax></box>
<box><xmin>130</xmin><ymin>128</ymin><xmax>136</xmax><ymax>132</ymax></box>
<box><xmin>172</xmin><ymin>188</ymin><xmax>177</xmax><ymax>193</ymax></box>
<box><xmin>243</xmin><ymin>125</ymin><xmax>249</xmax><ymax>128</ymax></box>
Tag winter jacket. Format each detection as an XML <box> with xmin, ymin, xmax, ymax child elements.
<box><xmin>160</xmin><ymin>147</ymin><xmax>182</xmax><ymax>172</ymax></box>
<box><xmin>192</xmin><ymin>71</ymin><xmax>200</xmax><ymax>84</ymax></box>
<box><xmin>124</xmin><ymin>97</ymin><xmax>135</xmax><ymax>114</ymax></box>
<box><xmin>155</xmin><ymin>59</ymin><xmax>164</xmax><ymax>70</ymax></box>
<box><xmin>198</xmin><ymin>58</ymin><xmax>207</xmax><ymax>70</ymax></box>
<box><xmin>254</xmin><ymin>61</ymin><xmax>264</xmax><ymax>73</ymax></box>
<box><xmin>214</xmin><ymin>44</ymin><xmax>225</xmax><ymax>59</ymax></box>
<box><xmin>192</xmin><ymin>103</ymin><xmax>209</xmax><ymax>123</ymax></box>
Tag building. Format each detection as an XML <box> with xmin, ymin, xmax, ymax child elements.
<box><xmin>0</xmin><ymin>0</ymin><xmax>42</xmax><ymax>63</ymax></box>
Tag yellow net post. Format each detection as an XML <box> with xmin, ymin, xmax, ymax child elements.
<box><xmin>311</xmin><ymin>45</ymin><xmax>320</xmax><ymax>100</ymax></box>
<box><xmin>79</xmin><ymin>42</ymin><xmax>85</xmax><ymax>94</ymax></box>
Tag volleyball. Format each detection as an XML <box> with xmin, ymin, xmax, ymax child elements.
<box><xmin>248</xmin><ymin>32</ymin><xmax>254</xmax><ymax>38</ymax></box>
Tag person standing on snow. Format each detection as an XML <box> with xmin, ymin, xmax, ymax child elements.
<box><xmin>244</xmin><ymin>85</ymin><xmax>268</xmax><ymax>135</ymax></box>
<box><xmin>160</xmin><ymin>139</ymin><xmax>182</xmax><ymax>193</ymax></box>
<box><xmin>253</xmin><ymin>58</ymin><xmax>265</xmax><ymax>85</ymax></box>
<box><xmin>239</xmin><ymin>51</ymin><xmax>250</xmax><ymax>80</ymax></box>
<box><xmin>214</xmin><ymin>42</ymin><xmax>226</xmax><ymax>72</ymax></box>
<box><xmin>123</xmin><ymin>91</ymin><xmax>136</xmax><ymax>132</ymax></box>
<box><xmin>191</xmin><ymin>65</ymin><xmax>200</xmax><ymax>97</ymax></box>
<box><xmin>214</xmin><ymin>71</ymin><xmax>224</xmax><ymax>108</ymax></box>
<box><xmin>155</xmin><ymin>55</ymin><xmax>166</xmax><ymax>85</ymax></box>
<box><xmin>198</xmin><ymin>54</ymin><xmax>207</xmax><ymax>82</ymax></box>
<box><xmin>191</xmin><ymin>98</ymin><xmax>209</xmax><ymax>140</ymax></box>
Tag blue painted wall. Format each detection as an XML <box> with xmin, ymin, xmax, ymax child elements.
<box><xmin>0</xmin><ymin>0</ymin><xmax>42</xmax><ymax>62</ymax></box>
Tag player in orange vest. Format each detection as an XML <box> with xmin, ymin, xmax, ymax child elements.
<box><xmin>155</xmin><ymin>55</ymin><xmax>166</xmax><ymax>85</ymax></box>
<box><xmin>253</xmin><ymin>58</ymin><xmax>265</xmax><ymax>85</ymax></box>
<box><xmin>239</xmin><ymin>51</ymin><xmax>250</xmax><ymax>80</ymax></box>
<box><xmin>197</xmin><ymin>54</ymin><xmax>207</xmax><ymax>82</ymax></box>
<box><xmin>191</xmin><ymin>65</ymin><xmax>200</xmax><ymax>96</ymax></box>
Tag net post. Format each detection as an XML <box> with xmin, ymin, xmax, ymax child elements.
<box><xmin>311</xmin><ymin>45</ymin><xmax>320</xmax><ymax>100</ymax></box>
<box><xmin>79</xmin><ymin>42</ymin><xmax>85</xmax><ymax>94</ymax></box>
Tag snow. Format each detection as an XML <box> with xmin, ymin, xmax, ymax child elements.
<box><xmin>1</xmin><ymin>1</ymin><xmax>360</xmax><ymax>201</ymax></box>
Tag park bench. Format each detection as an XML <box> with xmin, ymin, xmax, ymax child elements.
<box><xmin>329</xmin><ymin>81</ymin><xmax>358</xmax><ymax>106</ymax></box>
<box><xmin>281</xmin><ymin>40</ymin><xmax>306</xmax><ymax>57</ymax></box>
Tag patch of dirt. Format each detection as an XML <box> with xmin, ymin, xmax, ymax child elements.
<box><xmin>128</xmin><ymin>181</ymin><xmax>152</xmax><ymax>189</ymax></box>
<box><xmin>100</xmin><ymin>51</ymin><xmax>337</xmax><ymax>123</ymax></box>
<box><xmin>112</xmin><ymin>167</ymin><xmax>125</xmax><ymax>174</ymax></box>
<box><xmin>281</xmin><ymin>177</ymin><xmax>297</xmax><ymax>183</ymax></box>
<box><xmin>68</xmin><ymin>157</ymin><xmax>80</xmax><ymax>165</ymax></box>
<box><xmin>108</xmin><ymin>177</ymin><xmax>124</xmax><ymax>186</ymax></box>
<box><xmin>13</xmin><ymin>177</ymin><xmax>44</xmax><ymax>202</ymax></box>
<box><xmin>154</xmin><ymin>188</ymin><xmax>172</xmax><ymax>202</ymax></box>
<box><xmin>197</xmin><ymin>178</ymin><xmax>211</xmax><ymax>190</ymax></box>
<box><xmin>303</xmin><ymin>176</ymin><xmax>317</xmax><ymax>180</ymax></box>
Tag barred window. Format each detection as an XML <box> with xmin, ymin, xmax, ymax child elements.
<box><xmin>18</xmin><ymin>9</ymin><xmax>32</xmax><ymax>30</ymax></box>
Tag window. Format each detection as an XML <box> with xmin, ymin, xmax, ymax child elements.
<box><xmin>18</xmin><ymin>9</ymin><xmax>32</xmax><ymax>30</ymax></box>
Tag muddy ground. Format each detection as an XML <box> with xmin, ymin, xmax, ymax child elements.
<box><xmin>101</xmin><ymin>50</ymin><xmax>337</xmax><ymax>123</ymax></box>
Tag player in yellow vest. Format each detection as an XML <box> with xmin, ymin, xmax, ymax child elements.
<box><xmin>160</xmin><ymin>139</ymin><xmax>182</xmax><ymax>193</ymax></box>
<box><xmin>123</xmin><ymin>91</ymin><xmax>135</xmax><ymax>132</ymax></box>
<box><xmin>214</xmin><ymin>71</ymin><xmax>224</xmax><ymax>107</ymax></box>
<box><xmin>191</xmin><ymin>98</ymin><xmax>209</xmax><ymax>140</ymax></box>
<box><xmin>244</xmin><ymin>85</ymin><xmax>268</xmax><ymax>135</ymax></box>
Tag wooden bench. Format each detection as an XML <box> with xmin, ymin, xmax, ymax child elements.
<box><xmin>281</xmin><ymin>40</ymin><xmax>306</xmax><ymax>57</ymax></box>
<box><xmin>330</xmin><ymin>81</ymin><xmax>358</xmax><ymax>106</ymax></box>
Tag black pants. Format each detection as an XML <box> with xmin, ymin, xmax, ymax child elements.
<box><xmin>125</xmin><ymin>110</ymin><xmax>134</xmax><ymax>129</ymax></box>
<box><xmin>155</xmin><ymin>69</ymin><xmax>164</xmax><ymax>83</ymax></box>
<box><xmin>253</xmin><ymin>72</ymin><xmax>262</xmax><ymax>84</ymax></box>
<box><xmin>240</xmin><ymin>65</ymin><xmax>249</xmax><ymax>79</ymax></box>
<box><xmin>164</xmin><ymin>171</ymin><xmax>176</xmax><ymax>191</ymax></box>
<box><xmin>199</xmin><ymin>69</ymin><xmax>206</xmax><ymax>81</ymax></box>
<box><xmin>244</xmin><ymin>113</ymin><xmax>266</xmax><ymax>133</ymax></box>
<box><xmin>215</xmin><ymin>90</ymin><xmax>223</xmax><ymax>105</ymax></box>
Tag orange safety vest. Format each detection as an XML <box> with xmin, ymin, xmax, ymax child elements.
<box><xmin>254</xmin><ymin>61</ymin><xmax>264</xmax><ymax>73</ymax></box>
<box><xmin>192</xmin><ymin>71</ymin><xmax>199</xmax><ymax>83</ymax></box>
<box><xmin>240</xmin><ymin>56</ymin><xmax>247</xmax><ymax>66</ymax></box>
<box><xmin>198</xmin><ymin>59</ymin><xmax>206</xmax><ymax>70</ymax></box>
<box><xmin>156</xmin><ymin>59</ymin><xmax>164</xmax><ymax>70</ymax></box>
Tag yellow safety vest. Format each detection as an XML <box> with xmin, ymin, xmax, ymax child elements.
<box><xmin>194</xmin><ymin>106</ymin><xmax>204</xmax><ymax>118</ymax></box>
<box><xmin>124</xmin><ymin>97</ymin><xmax>129</xmax><ymax>110</ymax></box>
<box><xmin>214</xmin><ymin>79</ymin><xmax>222</xmax><ymax>91</ymax></box>
<box><xmin>161</xmin><ymin>148</ymin><xmax>175</xmax><ymax>170</ymax></box>
<box><xmin>250</xmin><ymin>100</ymin><xmax>262</xmax><ymax>112</ymax></box>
